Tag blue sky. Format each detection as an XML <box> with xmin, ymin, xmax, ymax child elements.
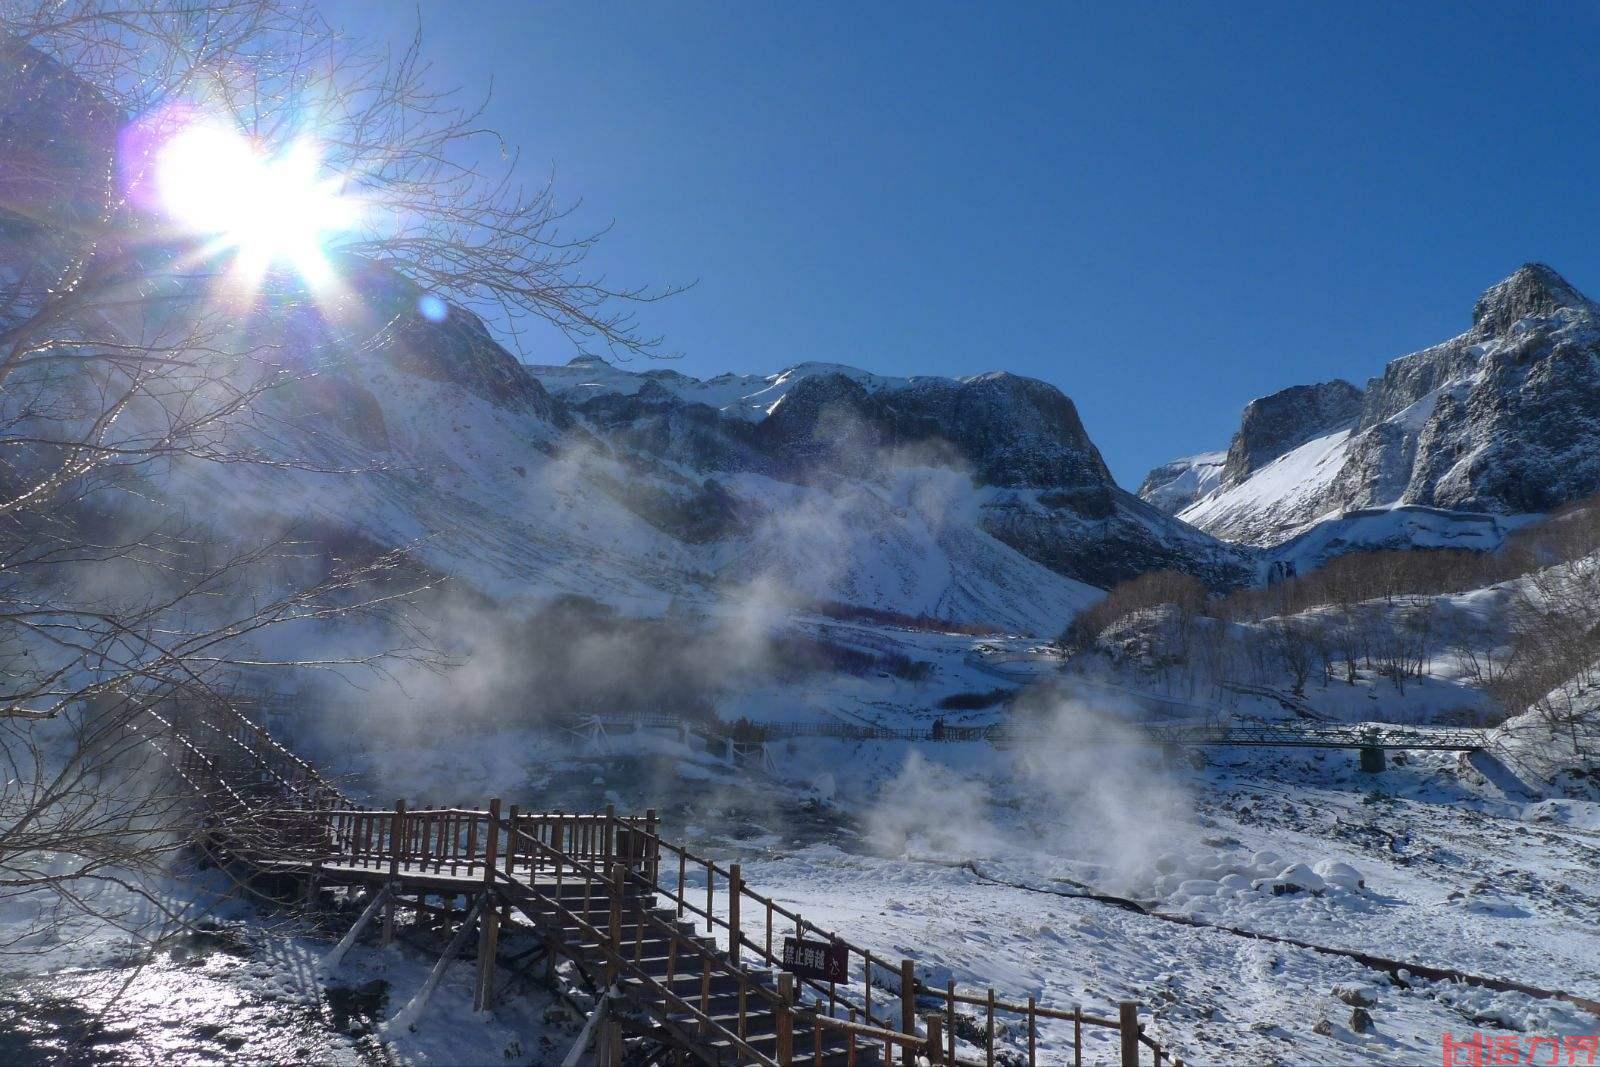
<box><xmin>327</xmin><ymin>1</ymin><xmax>1600</xmax><ymax>488</ymax></box>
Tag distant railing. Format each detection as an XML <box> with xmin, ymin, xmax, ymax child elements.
<box><xmin>583</xmin><ymin>712</ymin><xmax>1489</xmax><ymax>753</ymax></box>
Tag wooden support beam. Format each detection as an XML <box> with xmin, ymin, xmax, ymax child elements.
<box><xmin>644</xmin><ymin>808</ymin><xmax>659</xmax><ymax>885</ymax></box>
<box><xmin>318</xmin><ymin>885</ymin><xmax>390</xmax><ymax>973</ymax></box>
<box><xmin>473</xmin><ymin>904</ymin><xmax>501</xmax><ymax>1013</ymax></box>
<box><xmin>388</xmin><ymin>893</ymin><xmax>487</xmax><ymax>1031</ymax></box>
<box><xmin>381</xmin><ymin>890</ymin><xmax>396</xmax><ymax>948</ymax></box>
<box><xmin>389</xmin><ymin>799</ymin><xmax>405</xmax><ymax>879</ymax></box>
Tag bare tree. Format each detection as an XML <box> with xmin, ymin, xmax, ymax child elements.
<box><xmin>0</xmin><ymin>0</ymin><xmax>671</xmax><ymax>954</ymax></box>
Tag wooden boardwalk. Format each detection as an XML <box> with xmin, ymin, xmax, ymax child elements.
<box><xmin>157</xmin><ymin>699</ymin><xmax>1189</xmax><ymax>1067</ymax></box>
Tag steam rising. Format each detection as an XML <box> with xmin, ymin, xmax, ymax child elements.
<box><xmin>865</xmin><ymin>693</ymin><xmax>1195</xmax><ymax>894</ymax></box>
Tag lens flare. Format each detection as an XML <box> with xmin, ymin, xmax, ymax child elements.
<box><xmin>417</xmin><ymin>294</ymin><xmax>449</xmax><ymax>323</ymax></box>
<box><xmin>152</xmin><ymin>120</ymin><xmax>357</xmax><ymax>293</ymax></box>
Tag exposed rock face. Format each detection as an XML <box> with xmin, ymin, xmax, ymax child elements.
<box><xmin>528</xmin><ymin>360</ymin><xmax>1253</xmax><ymax>590</ymax></box>
<box><xmin>880</xmin><ymin>373</ymin><xmax>1115</xmax><ymax>491</ymax></box>
<box><xmin>1470</xmin><ymin>262</ymin><xmax>1590</xmax><ymax>339</ymax></box>
<box><xmin>345</xmin><ymin>261</ymin><xmax>566</xmax><ymax>422</ymax></box>
<box><xmin>1176</xmin><ymin>264</ymin><xmax>1600</xmax><ymax>546</ymax></box>
<box><xmin>1220</xmin><ymin>381</ymin><xmax>1364</xmax><ymax>485</ymax></box>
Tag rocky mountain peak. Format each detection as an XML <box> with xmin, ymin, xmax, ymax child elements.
<box><xmin>1221</xmin><ymin>380</ymin><xmax>1364</xmax><ymax>485</ymax></box>
<box><xmin>1471</xmin><ymin>263</ymin><xmax>1593</xmax><ymax>338</ymax></box>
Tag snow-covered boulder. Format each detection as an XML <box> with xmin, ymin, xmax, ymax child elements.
<box><xmin>1255</xmin><ymin>862</ymin><xmax>1327</xmax><ymax>896</ymax></box>
<box><xmin>1313</xmin><ymin>860</ymin><xmax>1365</xmax><ymax>891</ymax></box>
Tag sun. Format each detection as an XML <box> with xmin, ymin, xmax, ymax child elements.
<box><xmin>154</xmin><ymin>122</ymin><xmax>357</xmax><ymax>293</ymax></box>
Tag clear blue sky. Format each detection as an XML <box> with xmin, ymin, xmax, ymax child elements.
<box><xmin>325</xmin><ymin>1</ymin><xmax>1600</xmax><ymax>488</ymax></box>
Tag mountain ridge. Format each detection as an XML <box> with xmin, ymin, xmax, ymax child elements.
<box><xmin>1141</xmin><ymin>263</ymin><xmax>1600</xmax><ymax>549</ymax></box>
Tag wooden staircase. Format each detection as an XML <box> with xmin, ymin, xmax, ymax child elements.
<box><xmin>500</xmin><ymin>874</ymin><xmax>880</xmax><ymax>1066</ymax></box>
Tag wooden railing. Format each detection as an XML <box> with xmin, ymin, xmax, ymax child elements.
<box><xmin>598</xmin><ymin>812</ymin><xmax>1183</xmax><ymax>1067</ymax></box>
<box><xmin>193</xmin><ymin>770</ymin><xmax>1180</xmax><ymax>1066</ymax></box>
<box><xmin>501</xmin><ymin>817</ymin><xmax>791</xmax><ymax>1066</ymax></box>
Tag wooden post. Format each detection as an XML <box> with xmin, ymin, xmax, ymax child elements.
<box><xmin>924</xmin><ymin>1013</ymin><xmax>944</xmax><ymax>1066</ymax></box>
<box><xmin>1027</xmin><ymin>995</ymin><xmax>1037</xmax><ymax>1067</ymax></box>
<box><xmin>776</xmin><ymin>972</ymin><xmax>795</xmax><ymax>1067</ymax></box>
<box><xmin>1119</xmin><ymin>1001</ymin><xmax>1140</xmax><ymax>1067</ymax></box>
<box><xmin>947</xmin><ymin>978</ymin><xmax>957</xmax><ymax>1067</ymax></box>
<box><xmin>604</xmin><ymin>803</ymin><xmax>616</xmax><ymax>861</ymax></box>
<box><xmin>381</xmin><ymin>799</ymin><xmax>403</xmax><ymax>946</ymax></box>
<box><xmin>698</xmin><ymin>944</ymin><xmax>713</xmax><ymax>1036</ymax></box>
<box><xmin>482</xmin><ymin>799</ymin><xmax>500</xmax><ymax>889</ymax></box>
<box><xmin>389</xmin><ymin>799</ymin><xmax>405</xmax><ymax>879</ymax></box>
<box><xmin>601</xmin><ymin>1019</ymin><xmax>624</xmax><ymax>1067</ymax></box>
<box><xmin>728</xmin><ymin>863</ymin><xmax>742</xmax><ymax>957</ymax></box>
<box><xmin>504</xmin><ymin>804</ymin><xmax>519</xmax><ymax>877</ymax></box>
<box><xmin>607</xmin><ymin>863</ymin><xmax>624</xmax><ymax>984</ymax></box>
<box><xmin>900</xmin><ymin>959</ymin><xmax>917</xmax><ymax>1067</ymax></box>
<box><xmin>986</xmin><ymin>988</ymin><xmax>996</xmax><ymax>1067</ymax></box>
<box><xmin>645</xmin><ymin>808</ymin><xmax>659</xmax><ymax>885</ymax></box>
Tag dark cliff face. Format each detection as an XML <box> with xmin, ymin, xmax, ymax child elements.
<box><xmin>881</xmin><ymin>373</ymin><xmax>1114</xmax><ymax>491</ymax></box>
<box><xmin>1411</xmin><ymin>316</ymin><xmax>1600</xmax><ymax>514</ymax></box>
<box><xmin>1470</xmin><ymin>262</ymin><xmax>1593</xmax><ymax>340</ymax></box>
<box><xmin>1375</xmin><ymin>264</ymin><xmax>1600</xmax><ymax>514</ymax></box>
<box><xmin>530</xmin><ymin>360</ymin><xmax>1252</xmax><ymax>590</ymax></box>
<box><xmin>575</xmin><ymin>382</ymin><xmax>768</xmax><ymax>473</ymax></box>
<box><xmin>1221</xmin><ymin>380</ymin><xmax>1364</xmax><ymax>485</ymax></box>
<box><xmin>344</xmin><ymin>261</ymin><xmax>566</xmax><ymax>422</ymax></box>
<box><xmin>754</xmin><ymin>373</ymin><xmax>887</xmax><ymax>478</ymax></box>
<box><xmin>751</xmin><ymin>370</ymin><xmax>1115</xmax><ymax>494</ymax></box>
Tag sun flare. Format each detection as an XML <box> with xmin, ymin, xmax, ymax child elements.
<box><xmin>154</xmin><ymin>122</ymin><xmax>357</xmax><ymax>292</ymax></box>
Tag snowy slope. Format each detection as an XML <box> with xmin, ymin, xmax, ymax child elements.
<box><xmin>1179</xmin><ymin>429</ymin><xmax>1353</xmax><ymax>544</ymax></box>
<box><xmin>1136</xmin><ymin>450</ymin><xmax>1226</xmax><ymax>514</ymax></box>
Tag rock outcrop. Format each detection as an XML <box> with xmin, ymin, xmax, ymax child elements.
<box><xmin>1220</xmin><ymin>381</ymin><xmax>1364</xmax><ymax>486</ymax></box>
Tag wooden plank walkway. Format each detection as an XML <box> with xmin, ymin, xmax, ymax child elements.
<box><xmin>152</xmin><ymin>698</ymin><xmax>1190</xmax><ymax>1067</ymax></box>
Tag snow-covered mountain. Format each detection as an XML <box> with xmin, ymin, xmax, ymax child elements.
<box><xmin>1135</xmin><ymin>450</ymin><xmax>1226</xmax><ymax>514</ymax></box>
<box><xmin>116</xmin><ymin>267</ymin><xmax>1264</xmax><ymax>638</ymax></box>
<box><xmin>1143</xmin><ymin>264</ymin><xmax>1600</xmax><ymax>549</ymax></box>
